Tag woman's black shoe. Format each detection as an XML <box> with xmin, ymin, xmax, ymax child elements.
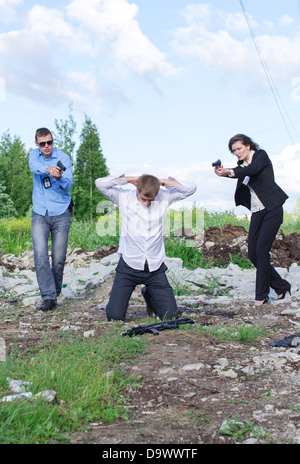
<box><xmin>278</xmin><ymin>285</ymin><xmax>291</xmax><ymax>301</ymax></box>
<box><xmin>254</xmin><ymin>295</ymin><xmax>269</xmax><ymax>307</ymax></box>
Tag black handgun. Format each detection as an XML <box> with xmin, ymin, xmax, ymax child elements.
<box><xmin>212</xmin><ymin>159</ymin><xmax>221</xmax><ymax>168</ymax></box>
<box><xmin>57</xmin><ymin>160</ymin><xmax>66</xmax><ymax>171</ymax></box>
<box><xmin>122</xmin><ymin>317</ymin><xmax>195</xmax><ymax>337</ymax></box>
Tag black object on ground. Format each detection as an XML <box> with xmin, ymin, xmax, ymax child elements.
<box><xmin>269</xmin><ymin>333</ymin><xmax>300</xmax><ymax>348</ymax></box>
<box><xmin>122</xmin><ymin>317</ymin><xmax>195</xmax><ymax>337</ymax></box>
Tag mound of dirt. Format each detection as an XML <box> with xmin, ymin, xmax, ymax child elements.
<box><xmin>192</xmin><ymin>224</ymin><xmax>300</xmax><ymax>268</ymax></box>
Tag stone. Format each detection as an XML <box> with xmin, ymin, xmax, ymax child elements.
<box><xmin>0</xmin><ymin>337</ymin><xmax>6</xmax><ymax>362</ymax></box>
<box><xmin>22</xmin><ymin>296</ymin><xmax>41</xmax><ymax>307</ymax></box>
<box><xmin>84</xmin><ymin>330</ymin><xmax>95</xmax><ymax>338</ymax></box>
<box><xmin>0</xmin><ymin>240</ymin><xmax>299</xmax><ymax>314</ymax></box>
<box><xmin>217</xmin><ymin>369</ymin><xmax>238</xmax><ymax>379</ymax></box>
<box><xmin>180</xmin><ymin>363</ymin><xmax>204</xmax><ymax>371</ymax></box>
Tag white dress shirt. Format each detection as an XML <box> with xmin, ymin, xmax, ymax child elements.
<box><xmin>95</xmin><ymin>176</ymin><xmax>197</xmax><ymax>271</ymax></box>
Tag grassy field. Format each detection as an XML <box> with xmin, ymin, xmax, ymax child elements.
<box><xmin>0</xmin><ymin>206</ymin><xmax>298</xmax><ymax>268</ymax></box>
<box><xmin>0</xmin><ymin>206</ymin><xmax>297</xmax><ymax>444</ymax></box>
<box><xmin>0</xmin><ymin>327</ymin><xmax>146</xmax><ymax>444</ymax></box>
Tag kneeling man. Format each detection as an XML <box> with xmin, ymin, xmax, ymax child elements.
<box><xmin>95</xmin><ymin>174</ymin><xmax>197</xmax><ymax>321</ymax></box>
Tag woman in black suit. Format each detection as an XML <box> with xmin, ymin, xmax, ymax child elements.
<box><xmin>215</xmin><ymin>134</ymin><xmax>291</xmax><ymax>306</ymax></box>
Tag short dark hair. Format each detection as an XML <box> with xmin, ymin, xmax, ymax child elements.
<box><xmin>137</xmin><ymin>174</ymin><xmax>160</xmax><ymax>198</ymax></box>
<box><xmin>35</xmin><ymin>127</ymin><xmax>53</xmax><ymax>141</ymax></box>
<box><xmin>228</xmin><ymin>134</ymin><xmax>259</xmax><ymax>153</ymax></box>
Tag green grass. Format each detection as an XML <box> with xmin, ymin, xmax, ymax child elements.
<box><xmin>0</xmin><ymin>206</ymin><xmax>297</xmax><ymax>264</ymax></box>
<box><xmin>0</xmin><ymin>327</ymin><xmax>147</xmax><ymax>444</ymax></box>
<box><xmin>219</xmin><ymin>418</ymin><xmax>269</xmax><ymax>441</ymax></box>
<box><xmin>0</xmin><ymin>216</ymin><xmax>32</xmax><ymax>255</ymax></box>
<box><xmin>182</xmin><ymin>323</ymin><xmax>267</xmax><ymax>344</ymax></box>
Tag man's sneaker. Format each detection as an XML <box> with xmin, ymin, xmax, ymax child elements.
<box><xmin>37</xmin><ymin>299</ymin><xmax>57</xmax><ymax>312</ymax></box>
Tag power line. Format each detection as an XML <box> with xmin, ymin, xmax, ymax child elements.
<box><xmin>239</xmin><ymin>0</ymin><xmax>297</xmax><ymax>145</ymax></box>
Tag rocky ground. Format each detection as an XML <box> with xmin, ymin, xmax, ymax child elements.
<box><xmin>0</xmin><ymin>226</ymin><xmax>300</xmax><ymax>445</ymax></box>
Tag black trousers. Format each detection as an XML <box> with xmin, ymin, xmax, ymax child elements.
<box><xmin>106</xmin><ymin>258</ymin><xmax>178</xmax><ymax>321</ymax></box>
<box><xmin>248</xmin><ymin>205</ymin><xmax>290</xmax><ymax>300</ymax></box>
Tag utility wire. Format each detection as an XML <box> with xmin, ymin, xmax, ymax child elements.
<box><xmin>239</xmin><ymin>0</ymin><xmax>297</xmax><ymax>145</ymax></box>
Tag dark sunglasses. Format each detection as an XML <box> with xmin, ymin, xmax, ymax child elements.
<box><xmin>38</xmin><ymin>140</ymin><xmax>53</xmax><ymax>148</ymax></box>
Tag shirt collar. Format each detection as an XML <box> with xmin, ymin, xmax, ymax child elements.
<box><xmin>38</xmin><ymin>147</ymin><xmax>58</xmax><ymax>160</ymax></box>
<box><xmin>242</xmin><ymin>150</ymin><xmax>255</xmax><ymax>166</ymax></box>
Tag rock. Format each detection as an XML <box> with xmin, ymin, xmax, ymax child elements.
<box><xmin>214</xmin><ymin>358</ymin><xmax>229</xmax><ymax>370</ymax></box>
<box><xmin>243</xmin><ymin>438</ymin><xmax>259</xmax><ymax>444</ymax></box>
<box><xmin>180</xmin><ymin>363</ymin><xmax>204</xmax><ymax>371</ymax></box>
<box><xmin>0</xmin><ymin>231</ymin><xmax>299</xmax><ymax>311</ymax></box>
<box><xmin>279</xmin><ymin>309</ymin><xmax>300</xmax><ymax>319</ymax></box>
<box><xmin>219</xmin><ymin>418</ymin><xmax>243</xmax><ymax>435</ymax></box>
<box><xmin>84</xmin><ymin>330</ymin><xmax>95</xmax><ymax>338</ymax></box>
<box><xmin>159</xmin><ymin>367</ymin><xmax>174</xmax><ymax>375</ymax></box>
<box><xmin>0</xmin><ymin>337</ymin><xmax>6</xmax><ymax>362</ymax></box>
<box><xmin>217</xmin><ymin>369</ymin><xmax>238</xmax><ymax>379</ymax></box>
<box><xmin>22</xmin><ymin>296</ymin><xmax>41</xmax><ymax>307</ymax></box>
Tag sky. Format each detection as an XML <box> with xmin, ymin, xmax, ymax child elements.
<box><xmin>1</xmin><ymin>0</ymin><xmax>300</xmax><ymax>215</ymax></box>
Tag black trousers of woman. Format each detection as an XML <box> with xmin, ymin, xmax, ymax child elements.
<box><xmin>247</xmin><ymin>205</ymin><xmax>290</xmax><ymax>301</ymax></box>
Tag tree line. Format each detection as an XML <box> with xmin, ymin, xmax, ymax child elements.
<box><xmin>0</xmin><ymin>106</ymin><xmax>109</xmax><ymax>222</ymax></box>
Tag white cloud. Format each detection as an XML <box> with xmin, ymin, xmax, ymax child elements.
<box><xmin>107</xmin><ymin>144</ymin><xmax>300</xmax><ymax>214</ymax></box>
<box><xmin>272</xmin><ymin>144</ymin><xmax>300</xmax><ymax>197</ymax></box>
<box><xmin>0</xmin><ymin>0</ymin><xmax>179</xmax><ymax>106</ymax></box>
<box><xmin>172</xmin><ymin>4</ymin><xmax>300</xmax><ymax>85</ymax></box>
<box><xmin>219</xmin><ymin>11</ymin><xmax>251</xmax><ymax>33</ymax></box>
<box><xmin>66</xmin><ymin>0</ymin><xmax>179</xmax><ymax>77</ymax></box>
<box><xmin>0</xmin><ymin>0</ymin><xmax>22</xmax><ymax>22</ymax></box>
<box><xmin>279</xmin><ymin>14</ymin><xmax>294</xmax><ymax>27</ymax></box>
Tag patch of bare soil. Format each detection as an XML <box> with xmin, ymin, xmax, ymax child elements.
<box><xmin>1</xmin><ymin>276</ymin><xmax>300</xmax><ymax>446</ymax></box>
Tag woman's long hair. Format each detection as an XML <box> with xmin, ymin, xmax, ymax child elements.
<box><xmin>228</xmin><ymin>134</ymin><xmax>260</xmax><ymax>153</ymax></box>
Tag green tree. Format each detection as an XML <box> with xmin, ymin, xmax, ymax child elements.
<box><xmin>53</xmin><ymin>102</ymin><xmax>77</xmax><ymax>163</ymax></box>
<box><xmin>72</xmin><ymin>116</ymin><xmax>109</xmax><ymax>221</ymax></box>
<box><xmin>0</xmin><ymin>131</ymin><xmax>32</xmax><ymax>216</ymax></box>
<box><xmin>0</xmin><ymin>182</ymin><xmax>18</xmax><ymax>218</ymax></box>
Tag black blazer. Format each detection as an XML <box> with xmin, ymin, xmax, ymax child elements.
<box><xmin>231</xmin><ymin>149</ymin><xmax>288</xmax><ymax>212</ymax></box>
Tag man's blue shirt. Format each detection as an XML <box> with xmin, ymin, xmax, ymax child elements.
<box><xmin>29</xmin><ymin>147</ymin><xmax>73</xmax><ymax>216</ymax></box>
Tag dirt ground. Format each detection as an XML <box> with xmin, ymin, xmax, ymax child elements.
<box><xmin>1</xmin><ymin>274</ymin><xmax>300</xmax><ymax>446</ymax></box>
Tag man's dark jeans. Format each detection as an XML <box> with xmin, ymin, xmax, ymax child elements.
<box><xmin>31</xmin><ymin>210</ymin><xmax>71</xmax><ymax>302</ymax></box>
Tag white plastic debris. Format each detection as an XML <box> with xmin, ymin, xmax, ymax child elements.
<box><xmin>34</xmin><ymin>390</ymin><xmax>56</xmax><ymax>403</ymax></box>
<box><xmin>1</xmin><ymin>392</ymin><xmax>33</xmax><ymax>402</ymax></box>
<box><xmin>1</xmin><ymin>378</ymin><xmax>56</xmax><ymax>403</ymax></box>
<box><xmin>6</xmin><ymin>377</ymin><xmax>32</xmax><ymax>393</ymax></box>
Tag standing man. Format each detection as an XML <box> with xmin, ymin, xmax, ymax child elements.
<box><xmin>29</xmin><ymin>127</ymin><xmax>73</xmax><ymax>312</ymax></box>
<box><xmin>95</xmin><ymin>174</ymin><xmax>197</xmax><ymax>321</ymax></box>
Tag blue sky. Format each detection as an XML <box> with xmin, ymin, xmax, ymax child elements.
<box><xmin>1</xmin><ymin>0</ymin><xmax>300</xmax><ymax>214</ymax></box>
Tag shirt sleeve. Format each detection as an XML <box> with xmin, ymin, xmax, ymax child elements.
<box><xmin>95</xmin><ymin>175</ymin><xmax>128</xmax><ymax>206</ymax></box>
<box><xmin>163</xmin><ymin>178</ymin><xmax>197</xmax><ymax>206</ymax></box>
<box><xmin>29</xmin><ymin>149</ymin><xmax>48</xmax><ymax>175</ymax></box>
<box><xmin>53</xmin><ymin>153</ymin><xmax>73</xmax><ymax>193</ymax></box>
